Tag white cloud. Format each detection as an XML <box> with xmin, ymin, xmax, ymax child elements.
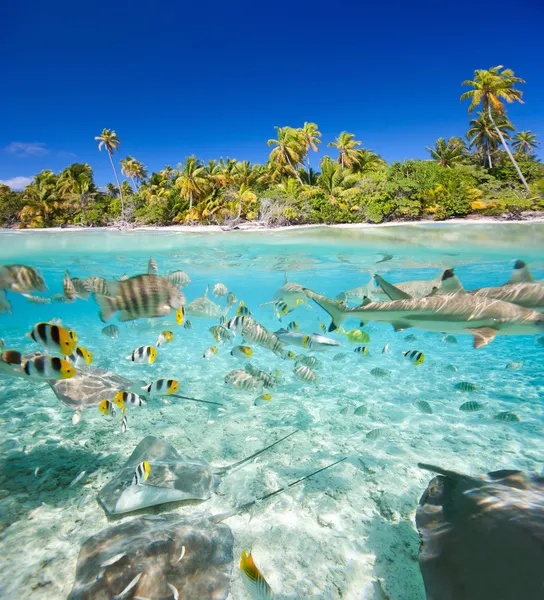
<box><xmin>4</xmin><ymin>142</ymin><xmax>48</xmax><ymax>156</ymax></box>
<box><xmin>0</xmin><ymin>176</ymin><xmax>33</xmax><ymax>189</ymax></box>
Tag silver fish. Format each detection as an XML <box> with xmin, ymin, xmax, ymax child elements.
<box><xmin>185</xmin><ymin>286</ymin><xmax>224</xmax><ymax>318</ymax></box>
<box><xmin>147</xmin><ymin>257</ymin><xmax>158</xmax><ymax>275</ymax></box>
<box><xmin>164</xmin><ymin>270</ymin><xmax>191</xmax><ymax>287</ymax></box>
<box><xmin>294</xmin><ymin>365</ymin><xmax>319</xmax><ymax>384</ymax></box>
<box><xmin>212</xmin><ymin>283</ymin><xmax>228</xmax><ymax>298</ymax></box>
<box><xmin>63</xmin><ymin>270</ymin><xmax>77</xmax><ymax>302</ymax></box>
<box><xmin>102</xmin><ymin>324</ymin><xmax>120</xmax><ymax>339</ymax></box>
<box><xmin>0</xmin><ymin>264</ymin><xmax>47</xmax><ymax>293</ymax></box>
<box><xmin>224</xmin><ymin>369</ymin><xmax>264</xmax><ymax>392</ymax></box>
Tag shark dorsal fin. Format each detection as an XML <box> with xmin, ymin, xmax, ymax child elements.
<box><xmin>204</xmin><ymin>285</ymin><xmax>209</xmax><ymax>298</ymax></box>
<box><xmin>284</xmin><ymin>272</ymin><xmax>288</xmax><ymax>284</ymax></box>
<box><xmin>374</xmin><ymin>275</ymin><xmax>412</xmax><ymax>300</ymax></box>
<box><xmin>506</xmin><ymin>260</ymin><xmax>534</xmax><ymax>285</ymax></box>
<box><xmin>431</xmin><ymin>269</ymin><xmax>465</xmax><ymax>296</ymax></box>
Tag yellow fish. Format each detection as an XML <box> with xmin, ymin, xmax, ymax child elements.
<box><xmin>22</xmin><ymin>355</ymin><xmax>75</xmax><ymax>380</ymax></box>
<box><xmin>67</xmin><ymin>346</ymin><xmax>93</xmax><ymax>367</ymax></box>
<box><xmin>403</xmin><ymin>350</ymin><xmax>424</xmax><ymax>366</ymax></box>
<box><xmin>132</xmin><ymin>461</ymin><xmax>150</xmax><ymax>485</ymax></box>
<box><xmin>175</xmin><ymin>306</ymin><xmax>185</xmax><ymax>325</ymax></box>
<box><xmin>339</xmin><ymin>327</ymin><xmax>370</xmax><ymax>343</ymax></box>
<box><xmin>28</xmin><ymin>322</ymin><xmax>78</xmax><ymax>356</ymax></box>
<box><xmin>240</xmin><ymin>550</ymin><xmax>274</xmax><ymax>599</ymax></box>
<box><xmin>254</xmin><ymin>394</ymin><xmax>272</xmax><ymax>406</ymax></box>
<box><xmin>98</xmin><ymin>399</ymin><xmax>117</xmax><ymax>417</ymax></box>
<box><xmin>156</xmin><ymin>331</ymin><xmax>174</xmax><ymax>347</ymax></box>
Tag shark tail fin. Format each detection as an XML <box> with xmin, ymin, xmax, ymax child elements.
<box><xmin>374</xmin><ymin>275</ymin><xmax>412</xmax><ymax>300</ymax></box>
<box><xmin>506</xmin><ymin>259</ymin><xmax>534</xmax><ymax>285</ymax></box>
<box><xmin>216</xmin><ymin>429</ymin><xmax>299</xmax><ymax>475</ymax></box>
<box><xmin>305</xmin><ymin>290</ymin><xmax>349</xmax><ymax>331</ymax></box>
<box><xmin>430</xmin><ymin>268</ymin><xmax>465</xmax><ymax>296</ymax></box>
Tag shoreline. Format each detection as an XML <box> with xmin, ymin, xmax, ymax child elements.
<box><xmin>2</xmin><ymin>214</ymin><xmax>544</xmax><ymax>234</ymax></box>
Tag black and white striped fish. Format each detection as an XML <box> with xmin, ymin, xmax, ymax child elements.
<box><xmin>0</xmin><ymin>264</ymin><xmax>47</xmax><ymax>294</ymax></box>
<box><xmin>141</xmin><ymin>378</ymin><xmax>179</xmax><ymax>396</ymax></box>
<box><xmin>132</xmin><ymin>461</ymin><xmax>150</xmax><ymax>485</ymax></box>
<box><xmin>23</xmin><ymin>355</ymin><xmax>75</xmax><ymax>380</ymax></box>
<box><xmin>126</xmin><ymin>345</ymin><xmax>157</xmax><ymax>364</ymax></box>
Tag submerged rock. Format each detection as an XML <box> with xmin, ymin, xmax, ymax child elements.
<box><xmin>67</xmin><ymin>513</ymin><xmax>234</xmax><ymax>600</ymax></box>
<box><xmin>416</xmin><ymin>464</ymin><xmax>544</xmax><ymax>600</ymax></box>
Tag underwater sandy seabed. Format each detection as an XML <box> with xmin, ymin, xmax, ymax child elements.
<box><xmin>0</xmin><ymin>224</ymin><xmax>543</xmax><ymax>599</ymax></box>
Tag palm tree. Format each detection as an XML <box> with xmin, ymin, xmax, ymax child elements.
<box><xmin>57</xmin><ymin>163</ymin><xmax>97</xmax><ymax>224</ymax></box>
<box><xmin>512</xmin><ymin>131</ymin><xmax>540</xmax><ymax>155</ymax></box>
<box><xmin>105</xmin><ymin>183</ymin><xmax>119</xmax><ymax>197</ymax></box>
<box><xmin>351</xmin><ymin>148</ymin><xmax>386</xmax><ymax>173</ymax></box>
<box><xmin>175</xmin><ymin>155</ymin><xmax>207</xmax><ymax>210</ymax></box>
<box><xmin>95</xmin><ymin>129</ymin><xmax>126</xmax><ymax>220</ymax></box>
<box><xmin>426</xmin><ymin>137</ymin><xmax>466</xmax><ymax>167</ymax></box>
<box><xmin>328</xmin><ymin>132</ymin><xmax>362</xmax><ymax>169</ymax></box>
<box><xmin>267</xmin><ymin>127</ymin><xmax>304</xmax><ymax>183</ymax></box>
<box><xmin>300</xmin><ymin>122</ymin><xmax>322</xmax><ymax>179</ymax></box>
<box><xmin>316</xmin><ymin>156</ymin><xmax>362</xmax><ymax>205</ymax></box>
<box><xmin>466</xmin><ymin>112</ymin><xmax>514</xmax><ymax>168</ymax></box>
<box><xmin>461</xmin><ymin>66</ymin><xmax>530</xmax><ymax>192</ymax></box>
<box><xmin>121</xmin><ymin>156</ymin><xmax>147</xmax><ymax>190</ymax></box>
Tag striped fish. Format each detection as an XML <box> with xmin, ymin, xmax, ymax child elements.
<box><xmin>67</xmin><ymin>346</ymin><xmax>93</xmax><ymax>367</ymax></box>
<box><xmin>224</xmin><ymin>370</ymin><xmax>264</xmax><ymax>392</ymax></box>
<box><xmin>147</xmin><ymin>257</ymin><xmax>158</xmax><ymax>275</ymax></box>
<box><xmin>245</xmin><ymin>363</ymin><xmax>279</xmax><ymax>389</ymax></box>
<box><xmin>241</xmin><ymin>320</ymin><xmax>287</xmax><ymax>359</ymax></box>
<box><xmin>84</xmin><ymin>276</ymin><xmax>110</xmax><ymax>296</ymax></box>
<box><xmin>212</xmin><ymin>283</ymin><xmax>228</xmax><ymax>298</ymax></box>
<box><xmin>354</xmin><ymin>346</ymin><xmax>369</xmax><ymax>355</ymax></box>
<box><xmin>183</xmin><ymin>319</ymin><xmax>193</xmax><ymax>330</ymax></box>
<box><xmin>403</xmin><ymin>350</ymin><xmax>424</xmax><ymax>366</ymax></box>
<box><xmin>28</xmin><ymin>322</ymin><xmax>78</xmax><ymax>356</ymax></box>
<box><xmin>132</xmin><ymin>461</ymin><xmax>150</xmax><ymax>486</ymax></box>
<box><xmin>22</xmin><ymin>293</ymin><xmax>51</xmax><ymax>305</ymax></box>
<box><xmin>494</xmin><ymin>411</ymin><xmax>521</xmax><ymax>423</ymax></box>
<box><xmin>294</xmin><ymin>365</ymin><xmax>319</xmax><ymax>385</ymax></box>
<box><xmin>22</xmin><ymin>355</ymin><xmax>75</xmax><ymax>380</ymax></box>
<box><xmin>71</xmin><ymin>277</ymin><xmax>91</xmax><ymax>300</ymax></box>
<box><xmin>210</xmin><ymin>325</ymin><xmax>233</xmax><ymax>343</ymax></box>
<box><xmin>240</xmin><ymin>550</ymin><xmax>275</xmax><ymax>600</ymax></box>
<box><xmin>370</xmin><ymin>367</ymin><xmax>391</xmax><ymax>377</ymax></box>
<box><xmin>415</xmin><ymin>400</ymin><xmax>433</xmax><ymax>414</ymax></box>
<box><xmin>459</xmin><ymin>401</ymin><xmax>485</xmax><ymax>412</ymax></box>
<box><xmin>114</xmin><ymin>391</ymin><xmax>146</xmax><ymax>409</ymax></box>
<box><xmin>63</xmin><ymin>271</ymin><xmax>77</xmax><ymax>302</ymax></box>
<box><xmin>454</xmin><ymin>382</ymin><xmax>480</xmax><ymax>392</ymax></box>
<box><xmin>294</xmin><ymin>355</ymin><xmax>321</xmax><ymax>369</ymax></box>
<box><xmin>102</xmin><ymin>324</ymin><xmax>119</xmax><ymax>339</ymax></box>
<box><xmin>0</xmin><ymin>264</ymin><xmax>47</xmax><ymax>294</ymax></box>
<box><xmin>121</xmin><ymin>413</ymin><xmax>128</xmax><ymax>433</ymax></box>
<box><xmin>95</xmin><ymin>275</ymin><xmax>185</xmax><ymax>322</ymax></box>
<box><xmin>226</xmin><ymin>292</ymin><xmax>238</xmax><ymax>308</ymax></box>
<box><xmin>126</xmin><ymin>345</ymin><xmax>157</xmax><ymax>364</ymax></box>
<box><xmin>141</xmin><ymin>378</ymin><xmax>179</xmax><ymax>396</ymax></box>
<box><xmin>164</xmin><ymin>270</ymin><xmax>191</xmax><ymax>287</ymax></box>
<box><xmin>99</xmin><ymin>399</ymin><xmax>117</xmax><ymax>417</ymax></box>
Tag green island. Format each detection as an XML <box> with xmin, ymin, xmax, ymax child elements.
<box><xmin>1</xmin><ymin>65</ymin><xmax>542</xmax><ymax>229</ymax></box>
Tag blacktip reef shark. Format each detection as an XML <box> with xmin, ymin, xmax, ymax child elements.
<box><xmin>377</xmin><ymin>260</ymin><xmax>544</xmax><ymax>313</ymax></box>
<box><xmin>305</xmin><ymin>270</ymin><xmax>544</xmax><ymax>348</ymax></box>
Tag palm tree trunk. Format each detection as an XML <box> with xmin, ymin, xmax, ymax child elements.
<box><xmin>487</xmin><ymin>147</ymin><xmax>492</xmax><ymax>169</ymax></box>
<box><xmin>131</xmin><ymin>177</ymin><xmax>139</xmax><ymax>191</ymax></box>
<box><xmin>341</xmin><ymin>153</ymin><xmax>344</xmax><ymax>169</ymax></box>
<box><xmin>286</xmin><ymin>156</ymin><xmax>303</xmax><ymax>184</ymax></box>
<box><xmin>307</xmin><ymin>157</ymin><xmax>311</xmax><ymax>183</ymax></box>
<box><xmin>189</xmin><ymin>189</ymin><xmax>193</xmax><ymax>210</ymax></box>
<box><xmin>488</xmin><ymin>106</ymin><xmax>530</xmax><ymax>193</ymax></box>
<box><xmin>108</xmin><ymin>150</ymin><xmax>125</xmax><ymax>221</ymax></box>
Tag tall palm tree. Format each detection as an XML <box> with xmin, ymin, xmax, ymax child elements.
<box><xmin>267</xmin><ymin>127</ymin><xmax>304</xmax><ymax>183</ymax></box>
<box><xmin>512</xmin><ymin>131</ymin><xmax>540</xmax><ymax>155</ymax></box>
<box><xmin>317</xmin><ymin>156</ymin><xmax>361</xmax><ymax>205</ymax></box>
<box><xmin>300</xmin><ymin>122</ymin><xmax>322</xmax><ymax>179</ymax></box>
<box><xmin>95</xmin><ymin>129</ymin><xmax>126</xmax><ymax>220</ymax></box>
<box><xmin>426</xmin><ymin>137</ymin><xmax>466</xmax><ymax>167</ymax></box>
<box><xmin>328</xmin><ymin>132</ymin><xmax>362</xmax><ymax>169</ymax></box>
<box><xmin>121</xmin><ymin>156</ymin><xmax>147</xmax><ymax>190</ymax></box>
<box><xmin>175</xmin><ymin>156</ymin><xmax>207</xmax><ymax>210</ymax></box>
<box><xmin>461</xmin><ymin>66</ymin><xmax>530</xmax><ymax>192</ymax></box>
<box><xmin>466</xmin><ymin>112</ymin><xmax>514</xmax><ymax>168</ymax></box>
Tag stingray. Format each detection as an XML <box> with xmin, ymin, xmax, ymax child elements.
<box><xmin>67</xmin><ymin>513</ymin><xmax>234</xmax><ymax>600</ymax></box>
<box><xmin>416</xmin><ymin>463</ymin><xmax>544</xmax><ymax>600</ymax></box>
<box><xmin>185</xmin><ymin>286</ymin><xmax>225</xmax><ymax>319</ymax></box>
<box><xmin>98</xmin><ymin>431</ymin><xmax>298</xmax><ymax>515</ymax></box>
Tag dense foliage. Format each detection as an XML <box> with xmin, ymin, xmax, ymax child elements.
<box><xmin>2</xmin><ymin>66</ymin><xmax>542</xmax><ymax>228</ymax></box>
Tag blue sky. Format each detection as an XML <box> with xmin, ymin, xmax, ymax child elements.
<box><xmin>2</xmin><ymin>0</ymin><xmax>543</xmax><ymax>189</ymax></box>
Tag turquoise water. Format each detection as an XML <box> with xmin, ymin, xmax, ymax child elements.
<box><xmin>0</xmin><ymin>223</ymin><xmax>543</xmax><ymax>599</ymax></box>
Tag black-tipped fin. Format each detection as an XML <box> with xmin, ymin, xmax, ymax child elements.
<box><xmin>374</xmin><ymin>275</ymin><xmax>412</xmax><ymax>300</ymax></box>
<box><xmin>506</xmin><ymin>260</ymin><xmax>534</xmax><ymax>284</ymax></box>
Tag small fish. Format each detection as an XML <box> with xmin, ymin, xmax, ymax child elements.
<box><xmin>227</xmin><ymin>315</ymin><xmax>250</xmax><ymax>333</ymax></box>
<box><xmin>164</xmin><ymin>270</ymin><xmax>191</xmax><ymax>287</ymax></box>
<box><xmin>156</xmin><ymin>331</ymin><xmax>174</xmax><ymax>347</ymax></box>
<box><xmin>445</xmin><ymin>364</ymin><xmax>458</xmax><ymax>373</ymax></box>
<box><xmin>51</xmin><ymin>292</ymin><xmax>72</xmax><ymax>304</ymax></box>
<box><xmin>224</xmin><ymin>369</ymin><xmax>264</xmax><ymax>392</ymax></box>
<box><xmin>100</xmin><ymin>553</ymin><xmax>126</xmax><ymax>568</ymax></box>
<box><xmin>354</xmin><ymin>405</ymin><xmax>368</xmax><ymax>416</ymax></box>
<box><xmin>370</xmin><ymin>367</ymin><xmax>390</xmax><ymax>377</ymax></box>
<box><xmin>333</xmin><ymin>353</ymin><xmax>347</xmax><ymax>362</ymax></box>
<box><xmin>175</xmin><ymin>306</ymin><xmax>185</xmax><ymax>325</ymax></box>
<box><xmin>99</xmin><ymin>399</ymin><xmax>117</xmax><ymax>417</ymax></box>
<box><xmin>454</xmin><ymin>381</ymin><xmax>480</xmax><ymax>392</ymax></box>
<box><xmin>102</xmin><ymin>324</ymin><xmax>120</xmax><ymax>339</ymax></box>
<box><xmin>142</xmin><ymin>379</ymin><xmax>179</xmax><ymax>396</ymax></box>
<box><xmin>494</xmin><ymin>411</ymin><xmax>521</xmax><ymax>423</ymax></box>
<box><xmin>376</xmin><ymin>253</ymin><xmax>393</xmax><ymax>264</ymax></box>
<box><xmin>231</xmin><ymin>345</ymin><xmax>253</xmax><ymax>358</ymax></box>
<box><xmin>240</xmin><ymin>550</ymin><xmax>274</xmax><ymax>600</ymax></box>
<box><xmin>236</xmin><ymin>301</ymin><xmax>252</xmax><ymax>316</ymax></box>
<box><xmin>366</xmin><ymin>428</ymin><xmax>383</xmax><ymax>440</ymax></box>
<box><xmin>354</xmin><ymin>346</ymin><xmax>369</xmax><ymax>355</ymax></box>
<box><xmin>68</xmin><ymin>471</ymin><xmax>86</xmax><ymax>488</ymax></box>
<box><xmin>404</xmin><ymin>334</ymin><xmax>417</xmax><ymax>342</ymax></box>
<box><xmin>442</xmin><ymin>335</ymin><xmax>457</xmax><ymax>344</ymax></box>
<box><xmin>226</xmin><ymin>291</ymin><xmax>238</xmax><ymax>308</ymax></box>
<box><xmin>121</xmin><ymin>413</ymin><xmax>128</xmax><ymax>433</ymax></box>
<box><xmin>167</xmin><ymin>583</ymin><xmax>179</xmax><ymax>600</ymax></box>
<box><xmin>287</xmin><ymin>351</ymin><xmax>296</xmax><ymax>360</ymax></box>
<box><xmin>340</xmin><ymin>406</ymin><xmax>349</xmax><ymax>415</ymax></box>
<box><xmin>210</xmin><ymin>325</ymin><xmax>233</xmax><ymax>343</ymax></box>
<box><xmin>339</xmin><ymin>327</ymin><xmax>370</xmax><ymax>343</ymax></box>
<box><xmin>254</xmin><ymin>393</ymin><xmax>272</xmax><ymax>406</ymax></box>
<box><xmin>147</xmin><ymin>257</ymin><xmax>158</xmax><ymax>275</ymax></box>
<box><xmin>114</xmin><ymin>391</ymin><xmax>146</xmax><ymax>409</ymax></box>
<box><xmin>382</xmin><ymin>343</ymin><xmax>389</xmax><ymax>353</ymax></box>
<box><xmin>71</xmin><ymin>277</ymin><xmax>91</xmax><ymax>300</ymax></box>
<box><xmin>294</xmin><ymin>365</ymin><xmax>319</xmax><ymax>384</ymax></box>
<box><xmin>403</xmin><ymin>350</ymin><xmax>424</xmax><ymax>366</ymax></box>
<box><xmin>23</xmin><ymin>355</ymin><xmax>75</xmax><ymax>380</ymax></box>
<box><xmin>415</xmin><ymin>400</ymin><xmax>433</xmax><ymax>414</ymax></box>
<box><xmin>294</xmin><ymin>355</ymin><xmax>320</xmax><ymax>369</ymax></box>
<box><xmin>505</xmin><ymin>361</ymin><xmax>523</xmax><ymax>370</ymax></box>
<box><xmin>212</xmin><ymin>283</ymin><xmax>228</xmax><ymax>298</ymax></box>
<box><xmin>67</xmin><ymin>346</ymin><xmax>93</xmax><ymax>367</ymax></box>
<box><xmin>273</xmin><ymin>300</ymin><xmax>290</xmax><ymax>317</ymax></box>
<box><xmin>287</xmin><ymin>321</ymin><xmax>299</xmax><ymax>332</ymax></box>
<box><xmin>320</xmin><ymin>323</ymin><xmax>327</xmax><ymax>333</ymax></box>
<box><xmin>0</xmin><ymin>264</ymin><xmax>47</xmax><ymax>294</ymax></box>
<box><xmin>219</xmin><ymin>316</ymin><xmax>227</xmax><ymax>325</ymax></box>
<box><xmin>132</xmin><ymin>461</ymin><xmax>151</xmax><ymax>486</ymax></box>
<box><xmin>126</xmin><ymin>345</ymin><xmax>157</xmax><ymax>364</ymax></box>
<box><xmin>459</xmin><ymin>401</ymin><xmax>485</xmax><ymax>412</ymax></box>
<box><xmin>63</xmin><ymin>270</ymin><xmax>77</xmax><ymax>302</ymax></box>
<box><xmin>28</xmin><ymin>322</ymin><xmax>78</xmax><ymax>356</ymax></box>
<box><xmin>204</xmin><ymin>346</ymin><xmax>219</xmax><ymax>359</ymax></box>
<box><xmin>22</xmin><ymin>293</ymin><xmax>51</xmax><ymax>305</ymax></box>
<box><xmin>301</xmin><ymin>335</ymin><xmax>313</xmax><ymax>350</ymax></box>
<box><xmin>95</xmin><ymin>274</ymin><xmax>185</xmax><ymax>322</ymax></box>
<box><xmin>113</xmin><ymin>572</ymin><xmax>143</xmax><ymax>599</ymax></box>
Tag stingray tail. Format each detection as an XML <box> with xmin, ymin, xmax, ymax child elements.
<box><xmin>211</xmin><ymin>456</ymin><xmax>347</xmax><ymax>523</ymax></box>
<box><xmin>170</xmin><ymin>393</ymin><xmax>223</xmax><ymax>407</ymax></box>
<box><xmin>216</xmin><ymin>429</ymin><xmax>299</xmax><ymax>475</ymax></box>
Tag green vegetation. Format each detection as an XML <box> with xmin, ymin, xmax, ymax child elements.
<box><xmin>2</xmin><ymin>66</ymin><xmax>543</xmax><ymax>229</ymax></box>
